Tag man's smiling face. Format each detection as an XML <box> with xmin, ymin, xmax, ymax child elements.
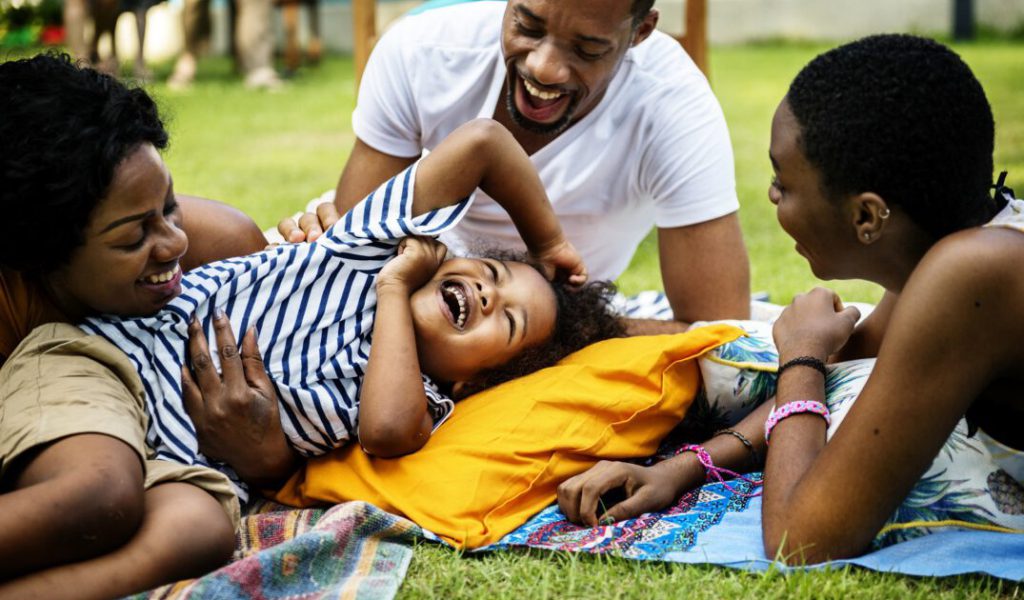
<box><xmin>500</xmin><ymin>0</ymin><xmax>656</xmax><ymax>136</ymax></box>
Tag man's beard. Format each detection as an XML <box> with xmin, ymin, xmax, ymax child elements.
<box><xmin>505</xmin><ymin>74</ymin><xmax>577</xmax><ymax>136</ymax></box>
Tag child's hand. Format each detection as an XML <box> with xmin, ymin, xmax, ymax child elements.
<box><xmin>530</xmin><ymin>238</ymin><xmax>588</xmax><ymax>288</ymax></box>
<box><xmin>378</xmin><ymin>236</ymin><xmax>448</xmax><ymax>292</ymax></box>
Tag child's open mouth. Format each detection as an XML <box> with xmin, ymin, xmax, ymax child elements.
<box><xmin>440</xmin><ymin>280</ymin><xmax>470</xmax><ymax>330</ymax></box>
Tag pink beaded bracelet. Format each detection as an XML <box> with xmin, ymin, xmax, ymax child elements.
<box><xmin>676</xmin><ymin>444</ymin><xmax>762</xmax><ymax>497</ymax></box>
<box><xmin>763</xmin><ymin>400</ymin><xmax>832</xmax><ymax>444</ymax></box>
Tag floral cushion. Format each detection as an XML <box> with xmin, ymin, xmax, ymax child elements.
<box><xmin>692</xmin><ymin>320</ymin><xmax>1024</xmax><ymax>548</ymax></box>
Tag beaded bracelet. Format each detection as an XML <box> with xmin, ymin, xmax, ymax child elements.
<box><xmin>676</xmin><ymin>443</ymin><xmax>762</xmax><ymax>497</ymax></box>
<box><xmin>777</xmin><ymin>356</ymin><xmax>827</xmax><ymax>378</ymax></box>
<box><xmin>713</xmin><ymin>428</ymin><xmax>761</xmax><ymax>468</ymax></box>
<box><xmin>763</xmin><ymin>400</ymin><xmax>831</xmax><ymax>444</ymax></box>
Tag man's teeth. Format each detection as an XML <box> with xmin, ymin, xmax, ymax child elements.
<box><xmin>144</xmin><ymin>265</ymin><xmax>179</xmax><ymax>284</ymax></box>
<box><xmin>523</xmin><ymin>79</ymin><xmax>562</xmax><ymax>101</ymax></box>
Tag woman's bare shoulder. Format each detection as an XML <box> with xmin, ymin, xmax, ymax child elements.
<box><xmin>895</xmin><ymin>225</ymin><xmax>1024</xmax><ymax>360</ymax></box>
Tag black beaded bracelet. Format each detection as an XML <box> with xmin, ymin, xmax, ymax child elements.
<box><xmin>777</xmin><ymin>355</ymin><xmax>827</xmax><ymax>378</ymax></box>
<box><xmin>713</xmin><ymin>428</ymin><xmax>761</xmax><ymax>468</ymax></box>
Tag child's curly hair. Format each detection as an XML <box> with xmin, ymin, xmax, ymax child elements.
<box><xmin>453</xmin><ymin>249</ymin><xmax>626</xmax><ymax>399</ymax></box>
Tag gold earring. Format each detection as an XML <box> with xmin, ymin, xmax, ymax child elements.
<box><xmin>879</xmin><ymin>207</ymin><xmax>891</xmax><ymax>220</ymax></box>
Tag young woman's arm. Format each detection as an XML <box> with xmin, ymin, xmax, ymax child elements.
<box><xmin>762</xmin><ymin>229</ymin><xmax>1024</xmax><ymax>562</ymax></box>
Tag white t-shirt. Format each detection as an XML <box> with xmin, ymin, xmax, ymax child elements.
<box><xmin>353</xmin><ymin>1</ymin><xmax>738</xmax><ymax>281</ymax></box>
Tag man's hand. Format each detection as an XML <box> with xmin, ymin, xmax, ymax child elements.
<box><xmin>276</xmin><ymin>202</ymin><xmax>341</xmax><ymax>243</ymax></box>
<box><xmin>377</xmin><ymin>236</ymin><xmax>448</xmax><ymax>292</ymax></box>
<box><xmin>529</xmin><ymin>237</ymin><xmax>587</xmax><ymax>287</ymax></box>
<box><xmin>181</xmin><ymin>312</ymin><xmax>297</xmax><ymax>486</ymax></box>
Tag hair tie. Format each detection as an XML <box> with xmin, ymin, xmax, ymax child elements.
<box><xmin>993</xmin><ymin>170</ymin><xmax>1015</xmax><ymax>209</ymax></box>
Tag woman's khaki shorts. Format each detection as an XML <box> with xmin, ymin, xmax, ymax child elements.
<box><xmin>0</xmin><ymin>323</ymin><xmax>240</xmax><ymax>528</ymax></box>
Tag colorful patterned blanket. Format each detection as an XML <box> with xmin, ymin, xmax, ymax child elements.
<box><xmin>133</xmin><ymin>501</ymin><xmax>421</xmax><ymax>600</ymax></box>
<box><xmin>482</xmin><ymin>474</ymin><xmax>1024</xmax><ymax>581</ymax></box>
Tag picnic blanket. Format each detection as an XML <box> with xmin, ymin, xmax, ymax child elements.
<box><xmin>484</xmin><ymin>473</ymin><xmax>1024</xmax><ymax>581</ymax></box>
<box><xmin>132</xmin><ymin>501</ymin><xmax>420</xmax><ymax>600</ymax></box>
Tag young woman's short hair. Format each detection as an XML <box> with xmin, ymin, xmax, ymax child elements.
<box><xmin>787</xmin><ymin>34</ymin><xmax>997</xmax><ymax>240</ymax></box>
<box><xmin>0</xmin><ymin>53</ymin><xmax>169</xmax><ymax>273</ymax></box>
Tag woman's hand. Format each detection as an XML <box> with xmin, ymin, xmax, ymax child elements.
<box><xmin>557</xmin><ymin>459</ymin><xmax>700</xmax><ymax>527</ymax></box>
<box><xmin>773</xmin><ymin>287</ymin><xmax>861</xmax><ymax>361</ymax></box>
<box><xmin>377</xmin><ymin>236</ymin><xmax>448</xmax><ymax>292</ymax></box>
<box><xmin>529</xmin><ymin>237</ymin><xmax>588</xmax><ymax>288</ymax></box>
<box><xmin>181</xmin><ymin>312</ymin><xmax>298</xmax><ymax>486</ymax></box>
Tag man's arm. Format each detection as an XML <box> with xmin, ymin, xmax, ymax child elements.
<box><xmin>657</xmin><ymin>213</ymin><xmax>751</xmax><ymax>324</ymax></box>
<box><xmin>335</xmin><ymin>138</ymin><xmax>419</xmax><ymax>214</ymax></box>
<box><xmin>178</xmin><ymin>195</ymin><xmax>268</xmax><ymax>271</ymax></box>
<box><xmin>278</xmin><ymin>139</ymin><xmax>418</xmax><ymax>243</ymax></box>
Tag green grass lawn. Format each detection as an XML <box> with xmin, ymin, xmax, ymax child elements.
<box><xmin>7</xmin><ymin>38</ymin><xmax>1023</xmax><ymax>597</ymax></box>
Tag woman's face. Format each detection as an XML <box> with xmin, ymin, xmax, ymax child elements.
<box><xmin>46</xmin><ymin>143</ymin><xmax>188</xmax><ymax>318</ymax></box>
<box><xmin>768</xmin><ymin>99</ymin><xmax>860</xmax><ymax>281</ymax></box>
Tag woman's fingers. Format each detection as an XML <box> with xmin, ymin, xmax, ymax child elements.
<box><xmin>557</xmin><ymin>462</ymin><xmax>633</xmax><ymax>527</ymax></box>
<box><xmin>187</xmin><ymin>316</ymin><xmax>221</xmax><ymax>390</ymax></box>
<box><xmin>180</xmin><ymin>365</ymin><xmax>204</xmax><ymax>424</ymax></box>
<box><xmin>211</xmin><ymin>311</ymin><xmax>243</xmax><ymax>388</ymax></box>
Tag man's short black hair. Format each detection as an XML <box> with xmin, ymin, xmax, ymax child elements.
<box><xmin>0</xmin><ymin>53</ymin><xmax>169</xmax><ymax>273</ymax></box>
<box><xmin>787</xmin><ymin>34</ymin><xmax>997</xmax><ymax>240</ymax></box>
<box><xmin>631</xmin><ymin>0</ymin><xmax>655</xmax><ymax>26</ymax></box>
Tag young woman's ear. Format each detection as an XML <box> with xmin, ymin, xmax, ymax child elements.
<box><xmin>851</xmin><ymin>192</ymin><xmax>891</xmax><ymax>244</ymax></box>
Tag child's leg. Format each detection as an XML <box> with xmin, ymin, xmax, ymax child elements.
<box><xmin>0</xmin><ymin>433</ymin><xmax>145</xmax><ymax>579</ymax></box>
<box><xmin>0</xmin><ymin>482</ymin><xmax>235</xmax><ymax>599</ymax></box>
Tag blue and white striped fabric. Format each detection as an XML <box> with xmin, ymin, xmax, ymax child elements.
<box><xmin>81</xmin><ymin>163</ymin><xmax>471</xmax><ymax>500</ymax></box>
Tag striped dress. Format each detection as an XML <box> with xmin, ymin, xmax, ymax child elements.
<box><xmin>81</xmin><ymin>163</ymin><xmax>470</xmax><ymax>499</ymax></box>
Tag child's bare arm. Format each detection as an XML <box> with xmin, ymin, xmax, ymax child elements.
<box><xmin>358</xmin><ymin>237</ymin><xmax>448</xmax><ymax>457</ymax></box>
<box><xmin>412</xmin><ymin>119</ymin><xmax>586</xmax><ymax>285</ymax></box>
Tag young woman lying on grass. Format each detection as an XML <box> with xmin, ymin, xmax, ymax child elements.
<box><xmin>0</xmin><ymin>53</ymin><xmax>270</xmax><ymax>598</ymax></box>
<box><xmin>557</xmin><ymin>34</ymin><xmax>1022</xmax><ymax>563</ymax></box>
<box><xmin>0</xmin><ymin>58</ymin><xmax>622</xmax><ymax>597</ymax></box>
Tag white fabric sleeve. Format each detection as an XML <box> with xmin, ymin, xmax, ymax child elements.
<box><xmin>351</xmin><ymin>16</ymin><xmax>424</xmax><ymax>158</ymax></box>
<box><xmin>641</xmin><ymin>83</ymin><xmax>740</xmax><ymax>228</ymax></box>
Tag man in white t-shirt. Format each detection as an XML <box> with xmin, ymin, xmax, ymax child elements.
<box><xmin>280</xmin><ymin>0</ymin><xmax>750</xmax><ymax>331</ymax></box>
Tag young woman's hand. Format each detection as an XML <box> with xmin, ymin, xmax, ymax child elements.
<box><xmin>773</xmin><ymin>287</ymin><xmax>861</xmax><ymax>361</ymax></box>
<box><xmin>557</xmin><ymin>460</ymin><xmax>699</xmax><ymax>527</ymax></box>
<box><xmin>377</xmin><ymin>236</ymin><xmax>448</xmax><ymax>292</ymax></box>
<box><xmin>529</xmin><ymin>237</ymin><xmax>588</xmax><ymax>288</ymax></box>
